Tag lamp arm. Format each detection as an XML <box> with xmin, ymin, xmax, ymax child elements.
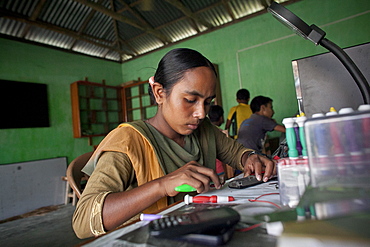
<box><xmin>319</xmin><ymin>38</ymin><xmax>370</xmax><ymax>104</ymax></box>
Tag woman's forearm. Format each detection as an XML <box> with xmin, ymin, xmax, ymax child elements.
<box><xmin>102</xmin><ymin>179</ymin><xmax>165</xmax><ymax>231</ymax></box>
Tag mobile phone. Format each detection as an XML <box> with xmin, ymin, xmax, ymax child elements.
<box><xmin>228</xmin><ymin>175</ymin><xmax>263</xmax><ymax>189</ymax></box>
<box><xmin>148</xmin><ymin>207</ymin><xmax>240</xmax><ymax>238</ymax></box>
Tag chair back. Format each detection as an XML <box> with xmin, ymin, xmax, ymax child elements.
<box><xmin>66</xmin><ymin>151</ymin><xmax>93</xmax><ymax>199</ymax></box>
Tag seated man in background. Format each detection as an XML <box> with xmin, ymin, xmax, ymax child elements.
<box><xmin>237</xmin><ymin>96</ymin><xmax>285</xmax><ymax>155</ymax></box>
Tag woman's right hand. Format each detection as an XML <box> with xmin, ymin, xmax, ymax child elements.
<box><xmin>158</xmin><ymin>161</ymin><xmax>221</xmax><ymax>197</ymax></box>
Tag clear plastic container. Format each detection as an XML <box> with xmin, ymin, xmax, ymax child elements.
<box><xmin>304</xmin><ymin>108</ymin><xmax>370</xmax><ymax>188</ymax></box>
<box><xmin>277</xmin><ymin>157</ymin><xmax>310</xmax><ymax>208</ymax></box>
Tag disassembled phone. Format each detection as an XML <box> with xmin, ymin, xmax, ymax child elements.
<box><xmin>228</xmin><ymin>175</ymin><xmax>264</xmax><ymax>189</ymax></box>
<box><xmin>149</xmin><ymin>207</ymin><xmax>240</xmax><ymax>239</ymax></box>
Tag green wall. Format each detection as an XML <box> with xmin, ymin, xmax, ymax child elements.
<box><xmin>0</xmin><ymin>0</ymin><xmax>369</xmax><ymax>165</ymax></box>
<box><xmin>0</xmin><ymin>39</ymin><xmax>122</xmax><ymax>164</ymax></box>
<box><xmin>120</xmin><ymin>0</ymin><xmax>370</xmax><ymax>137</ymax></box>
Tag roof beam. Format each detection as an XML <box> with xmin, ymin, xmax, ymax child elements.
<box><xmin>69</xmin><ymin>0</ymin><xmax>103</xmax><ymax>52</ymax></box>
<box><xmin>110</xmin><ymin>0</ymin><xmax>122</xmax><ymax>52</ymax></box>
<box><xmin>76</xmin><ymin>0</ymin><xmax>103</xmax><ymax>34</ymax></box>
<box><xmin>221</xmin><ymin>0</ymin><xmax>236</xmax><ymax>21</ymax></box>
<box><xmin>0</xmin><ymin>9</ymin><xmax>131</xmax><ymax>57</ymax></box>
<box><xmin>117</xmin><ymin>0</ymin><xmax>152</xmax><ymax>27</ymax></box>
<box><xmin>114</xmin><ymin>0</ymin><xmax>155</xmax><ymax>55</ymax></box>
<box><xmin>21</xmin><ymin>0</ymin><xmax>47</xmax><ymax>38</ymax></box>
<box><xmin>73</xmin><ymin>0</ymin><xmax>170</xmax><ymax>44</ymax></box>
<box><xmin>164</xmin><ymin>0</ymin><xmax>213</xmax><ymax>29</ymax></box>
<box><xmin>109</xmin><ymin>0</ymin><xmax>139</xmax><ymax>60</ymax></box>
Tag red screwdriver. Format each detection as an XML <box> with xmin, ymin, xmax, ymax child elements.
<box><xmin>184</xmin><ymin>194</ymin><xmax>235</xmax><ymax>204</ymax></box>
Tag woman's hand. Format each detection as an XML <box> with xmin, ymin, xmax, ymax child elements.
<box><xmin>158</xmin><ymin>161</ymin><xmax>221</xmax><ymax>197</ymax></box>
<box><xmin>242</xmin><ymin>152</ymin><xmax>277</xmax><ymax>182</ymax></box>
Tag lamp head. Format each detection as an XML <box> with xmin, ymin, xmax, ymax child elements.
<box><xmin>267</xmin><ymin>1</ymin><xmax>326</xmax><ymax>45</ymax></box>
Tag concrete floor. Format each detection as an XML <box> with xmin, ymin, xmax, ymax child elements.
<box><xmin>0</xmin><ymin>204</ymin><xmax>93</xmax><ymax>247</ymax></box>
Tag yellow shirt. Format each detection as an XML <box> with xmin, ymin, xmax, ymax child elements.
<box><xmin>227</xmin><ymin>103</ymin><xmax>252</xmax><ymax>138</ymax></box>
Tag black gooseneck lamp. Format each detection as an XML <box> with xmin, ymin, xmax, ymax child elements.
<box><xmin>267</xmin><ymin>1</ymin><xmax>370</xmax><ymax>104</ymax></box>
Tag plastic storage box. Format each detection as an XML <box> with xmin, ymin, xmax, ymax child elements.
<box><xmin>277</xmin><ymin>157</ymin><xmax>310</xmax><ymax>208</ymax></box>
<box><xmin>304</xmin><ymin>109</ymin><xmax>370</xmax><ymax>188</ymax></box>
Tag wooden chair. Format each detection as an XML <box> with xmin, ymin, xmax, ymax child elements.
<box><xmin>66</xmin><ymin>151</ymin><xmax>93</xmax><ymax>202</ymax></box>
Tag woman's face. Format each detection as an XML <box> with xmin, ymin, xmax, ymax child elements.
<box><xmin>160</xmin><ymin>66</ymin><xmax>217</xmax><ymax>137</ymax></box>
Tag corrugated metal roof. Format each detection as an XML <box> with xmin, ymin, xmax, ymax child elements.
<box><xmin>0</xmin><ymin>0</ymin><xmax>292</xmax><ymax>63</ymax></box>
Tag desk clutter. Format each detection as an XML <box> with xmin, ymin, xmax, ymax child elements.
<box><xmin>81</xmin><ymin>105</ymin><xmax>370</xmax><ymax>247</ymax></box>
<box><xmin>82</xmin><ymin>177</ymin><xmax>281</xmax><ymax>246</ymax></box>
<box><xmin>82</xmin><ymin>174</ymin><xmax>370</xmax><ymax>246</ymax></box>
<box><xmin>273</xmin><ymin>105</ymin><xmax>370</xmax><ymax>246</ymax></box>
<box><xmin>279</xmin><ymin>105</ymin><xmax>370</xmax><ymax>207</ymax></box>
<box><xmin>283</xmin><ymin>105</ymin><xmax>369</xmax><ymax>183</ymax></box>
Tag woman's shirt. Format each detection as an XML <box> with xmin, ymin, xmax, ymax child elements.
<box><xmin>72</xmin><ymin>118</ymin><xmax>250</xmax><ymax>239</ymax></box>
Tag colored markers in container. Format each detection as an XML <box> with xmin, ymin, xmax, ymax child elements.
<box><xmin>358</xmin><ymin>105</ymin><xmax>370</xmax><ymax>160</ymax></box>
<box><xmin>311</xmin><ymin>113</ymin><xmax>333</xmax><ymax>174</ymax></box>
<box><xmin>282</xmin><ymin>114</ymin><xmax>307</xmax><ymax>159</ymax></box>
<box><xmin>338</xmin><ymin>107</ymin><xmax>363</xmax><ymax>174</ymax></box>
<box><xmin>304</xmin><ymin>106</ymin><xmax>369</xmax><ymax>187</ymax></box>
<box><xmin>282</xmin><ymin>117</ymin><xmax>298</xmax><ymax>159</ymax></box>
<box><xmin>325</xmin><ymin>107</ymin><xmax>346</xmax><ymax>174</ymax></box>
<box><xmin>295</xmin><ymin>115</ymin><xmax>307</xmax><ymax>158</ymax></box>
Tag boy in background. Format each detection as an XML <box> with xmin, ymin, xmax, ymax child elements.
<box><xmin>225</xmin><ymin>89</ymin><xmax>252</xmax><ymax>139</ymax></box>
<box><xmin>237</xmin><ymin>96</ymin><xmax>285</xmax><ymax>154</ymax></box>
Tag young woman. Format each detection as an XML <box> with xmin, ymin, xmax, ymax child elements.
<box><xmin>72</xmin><ymin>48</ymin><xmax>276</xmax><ymax>239</ymax></box>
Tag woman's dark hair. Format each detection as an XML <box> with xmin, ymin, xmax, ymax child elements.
<box><xmin>250</xmin><ymin>96</ymin><xmax>273</xmax><ymax>113</ymax></box>
<box><xmin>149</xmin><ymin>48</ymin><xmax>217</xmax><ymax>101</ymax></box>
